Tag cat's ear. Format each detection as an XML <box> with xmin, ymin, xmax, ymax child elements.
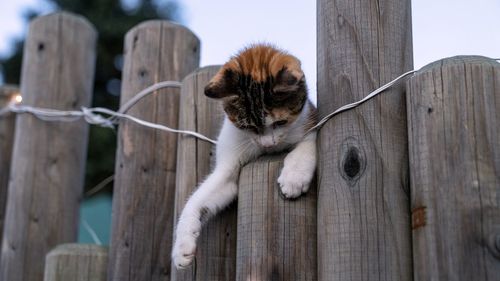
<box><xmin>205</xmin><ymin>69</ymin><xmax>238</xmax><ymax>99</ymax></box>
<box><xmin>273</xmin><ymin>67</ymin><xmax>305</xmax><ymax>94</ymax></box>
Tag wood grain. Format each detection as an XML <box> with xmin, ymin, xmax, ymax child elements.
<box><xmin>317</xmin><ymin>0</ymin><xmax>413</xmax><ymax>280</ymax></box>
<box><xmin>108</xmin><ymin>21</ymin><xmax>199</xmax><ymax>281</ymax></box>
<box><xmin>44</xmin><ymin>244</ymin><xmax>108</xmax><ymax>281</ymax></box>
<box><xmin>0</xmin><ymin>13</ymin><xmax>96</xmax><ymax>281</ymax></box>
<box><xmin>171</xmin><ymin>65</ymin><xmax>237</xmax><ymax>281</ymax></box>
<box><xmin>236</xmin><ymin>155</ymin><xmax>317</xmax><ymax>281</ymax></box>
<box><xmin>407</xmin><ymin>56</ymin><xmax>500</xmax><ymax>280</ymax></box>
<box><xmin>0</xmin><ymin>86</ymin><xmax>18</xmax><ymax>250</ymax></box>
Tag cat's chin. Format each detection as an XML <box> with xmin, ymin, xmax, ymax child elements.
<box><xmin>258</xmin><ymin>142</ymin><xmax>292</xmax><ymax>154</ymax></box>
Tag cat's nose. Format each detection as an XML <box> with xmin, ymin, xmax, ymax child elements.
<box><xmin>259</xmin><ymin>136</ymin><xmax>275</xmax><ymax>148</ymax></box>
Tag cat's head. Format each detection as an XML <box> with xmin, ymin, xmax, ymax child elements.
<box><xmin>204</xmin><ymin>44</ymin><xmax>308</xmax><ymax>148</ymax></box>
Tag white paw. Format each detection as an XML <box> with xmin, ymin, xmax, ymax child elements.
<box><xmin>277</xmin><ymin>166</ymin><xmax>312</xmax><ymax>199</ymax></box>
<box><xmin>172</xmin><ymin>235</ymin><xmax>197</xmax><ymax>269</ymax></box>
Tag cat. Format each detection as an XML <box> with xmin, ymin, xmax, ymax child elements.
<box><xmin>172</xmin><ymin>44</ymin><xmax>317</xmax><ymax>269</ymax></box>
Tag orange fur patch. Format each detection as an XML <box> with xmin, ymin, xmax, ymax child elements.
<box><xmin>210</xmin><ymin>44</ymin><xmax>304</xmax><ymax>85</ymax></box>
<box><xmin>269</xmin><ymin>108</ymin><xmax>299</xmax><ymax>123</ymax></box>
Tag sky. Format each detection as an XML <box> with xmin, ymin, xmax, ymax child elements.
<box><xmin>1</xmin><ymin>0</ymin><xmax>499</xmax><ymax>103</ymax></box>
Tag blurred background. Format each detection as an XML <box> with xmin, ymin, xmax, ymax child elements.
<box><xmin>0</xmin><ymin>0</ymin><xmax>499</xmax><ymax>245</ymax></box>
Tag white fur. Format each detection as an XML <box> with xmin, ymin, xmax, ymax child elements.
<box><xmin>277</xmin><ymin>132</ymin><xmax>316</xmax><ymax>198</ymax></box>
<box><xmin>172</xmin><ymin>102</ymin><xmax>317</xmax><ymax>269</ymax></box>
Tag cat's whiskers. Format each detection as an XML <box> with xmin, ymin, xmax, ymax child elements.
<box><xmin>233</xmin><ymin>141</ymin><xmax>252</xmax><ymax>154</ymax></box>
<box><xmin>232</xmin><ymin>138</ymin><xmax>255</xmax><ymax>154</ymax></box>
<box><xmin>235</xmin><ymin>139</ymin><xmax>262</xmax><ymax>166</ymax></box>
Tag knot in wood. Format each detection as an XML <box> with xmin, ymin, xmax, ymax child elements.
<box><xmin>343</xmin><ymin>147</ymin><xmax>361</xmax><ymax>178</ymax></box>
<box><xmin>161</xmin><ymin>267</ymin><xmax>169</xmax><ymax>276</ymax></box>
<box><xmin>138</xmin><ymin>68</ymin><xmax>148</xmax><ymax>78</ymax></box>
<box><xmin>337</xmin><ymin>15</ymin><xmax>345</xmax><ymax>26</ymax></box>
<box><xmin>339</xmin><ymin>138</ymin><xmax>366</xmax><ymax>184</ymax></box>
<box><xmin>37</xmin><ymin>42</ymin><xmax>45</xmax><ymax>52</ymax></box>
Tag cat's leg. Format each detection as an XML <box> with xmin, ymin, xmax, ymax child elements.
<box><xmin>172</xmin><ymin>119</ymin><xmax>259</xmax><ymax>268</ymax></box>
<box><xmin>172</xmin><ymin>166</ymin><xmax>238</xmax><ymax>268</ymax></box>
<box><xmin>277</xmin><ymin>131</ymin><xmax>317</xmax><ymax>198</ymax></box>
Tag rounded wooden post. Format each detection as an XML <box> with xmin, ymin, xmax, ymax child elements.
<box><xmin>236</xmin><ymin>155</ymin><xmax>317</xmax><ymax>281</ymax></box>
<box><xmin>0</xmin><ymin>13</ymin><xmax>96</xmax><ymax>281</ymax></box>
<box><xmin>171</xmin><ymin>66</ymin><xmax>237</xmax><ymax>281</ymax></box>
<box><xmin>407</xmin><ymin>56</ymin><xmax>500</xmax><ymax>280</ymax></box>
<box><xmin>0</xmin><ymin>86</ymin><xmax>18</xmax><ymax>246</ymax></box>
<box><xmin>44</xmin><ymin>244</ymin><xmax>108</xmax><ymax>281</ymax></box>
<box><xmin>108</xmin><ymin>21</ymin><xmax>199</xmax><ymax>281</ymax></box>
<box><xmin>317</xmin><ymin>0</ymin><xmax>413</xmax><ymax>280</ymax></box>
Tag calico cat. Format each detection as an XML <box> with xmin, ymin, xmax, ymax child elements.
<box><xmin>172</xmin><ymin>44</ymin><xmax>317</xmax><ymax>268</ymax></box>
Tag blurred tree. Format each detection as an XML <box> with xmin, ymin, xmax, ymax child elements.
<box><xmin>0</xmin><ymin>0</ymin><xmax>180</xmax><ymax>193</ymax></box>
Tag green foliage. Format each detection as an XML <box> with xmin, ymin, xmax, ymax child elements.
<box><xmin>0</xmin><ymin>0</ymin><xmax>179</xmax><ymax>193</ymax></box>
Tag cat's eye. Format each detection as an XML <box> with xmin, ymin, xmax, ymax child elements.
<box><xmin>272</xmin><ymin>120</ymin><xmax>288</xmax><ymax>127</ymax></box>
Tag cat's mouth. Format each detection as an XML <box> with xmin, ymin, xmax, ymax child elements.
<box><xmin>255</xmin><ymin>138</ymin><xmax>278</xmax><ymax>149</ymax></box>
<box><xmin>255</xmin><ymin>138</ymin><xmax>290</xmax><ymax>153</ymax></box>
<box><xmin>259</xmin><ymin>142</ymin><xmax>276</xmax><ymax>149</ymax></box>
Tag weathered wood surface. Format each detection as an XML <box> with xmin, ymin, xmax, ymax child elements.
<box><xmin>407</xmin><ymin>56</ymin><xmax>500</xmax><ymax>280</ymax></box>
<box><xmin>44</xmin><ymin>244</ymin><xmax>108</xmax><ymax>281</ymax></box>
<box><xmin>236</xmin><ymin>155</ymin><xmax>317</xmax><ymax>281</ymax></box>
<box><xmin>108</xmin><ymin>21</ymin><xmax>199</xmax><ymax>281</ymax></box>
<box><xmin>0</xmin><ymin>86</ymin><xmax>18</xmax><ymax>248</ymax></box>
<box><xmin>0</xmin><ymin>13</ymin><xmax>96</xmax><ymax>281</ymax></box>
<box><xmin>317</xmin><ymin>0</ymin><xmax>413</xmax><ymax>280</ymax></box>
<box><xmin>171</xmin><ymin>65</ymin><xmax>237</xmax><ymax>281</ymax></box>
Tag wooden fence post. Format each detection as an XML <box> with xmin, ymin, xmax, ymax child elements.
<box><xmin>317</xmin><ymin>0</ymin><xmax>413</xmax><ymax>280</ymax></box>
<box><xmin>44</xmin><ymin>244</ymin><xmax>108</xmax><ymax>281</ymax></box>
<box><xmin>236</xmin><ymin>155</ymin><xmax>317</xmax><ymax>281</ymax></box>
<box><xmin>0</xmin><ymin>86</ymin><xmax>18</xmax><ymax>247</ymax></box>
<box><xmin>171</xmin><ymin>65</ymin><xmax>237</xmax><ymax>281</ymax></box>
<box><xmin>407</xmin><ymin>56</ymin><xmax>500</xmax><ymax>280</ymax></box>
<box><xmin>108</xmin><ymin>21</ymin><xmax>199</xmax><ymax>281</ymax></box>
<box><xmin>0</xmin><ymin>13</ymin><xmax>96</xmax><ymax>281</ymax></box>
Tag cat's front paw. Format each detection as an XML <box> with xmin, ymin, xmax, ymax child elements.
<box><xmin>277</xmin><ymin>166</ymin><xmax>311</xmax><ymax>199</ymax></box>
<box><xmin>172</xmin><ymin>235</ymin><xmax>197</xmax><ymax>269</ymax></box>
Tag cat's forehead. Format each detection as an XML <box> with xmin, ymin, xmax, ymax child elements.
<box><xmin>204</xmin><ymin>44</ymin><xmax>306</xmax><ymax>100</ymax></box>
<box><xmin>224</xmin><ymin>44</ymin><xmax>302</xmax><ymax>82</ymax></box>
<box><xmin>224</xmin><ymin>97</ymin><xmax>302</xmax><ymax>127</ymax></box>
<box><xmin>264</xmin><ymin>109</ymin><xmax>298</xmax><ymax>125</ymax></box>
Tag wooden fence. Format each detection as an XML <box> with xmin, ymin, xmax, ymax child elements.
<box><xmin>0</xmin><ymin>1</ymin><xmax>498</xmax><ymax>281</ymax></box>
<box><xmin>317</xmin><ymin>0</ymin><xmax>413</xmax><ymax>279</ymax></box>
<box><xmin>0</xmin><ymin>86</ymin><xmax>18</xmax><ymax>246</ymax></box>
